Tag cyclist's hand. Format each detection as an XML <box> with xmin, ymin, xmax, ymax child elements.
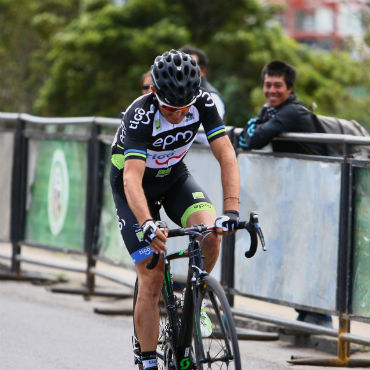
<box><xmin>215</xmin><ymin>210</ymin><xmax>239</xmax><ymax>234</ymax></box>
<box><xmin>142</xmin><ymin>219</ymin><xmax>168</xmax><ymax>254</ymax></box>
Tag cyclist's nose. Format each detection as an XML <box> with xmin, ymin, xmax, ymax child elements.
<box><xmin>172</xmin><ymin>111</ymin><xmax>187</xmax><ymax>122</ymax></box>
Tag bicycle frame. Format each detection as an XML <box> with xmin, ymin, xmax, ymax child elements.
<box><xmin>145</xmin><ymin>214</ymin><xmax>265</xmax><ymax>369</ymax></box>
<box><xmin>159</xmin><ymin>234</ymin><xmax>207</xmax><ymax>369</ymax></box>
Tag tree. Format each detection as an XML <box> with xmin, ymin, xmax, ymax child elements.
<box><xmin>0</xmin><ymin>0</ymin><xmax>81</xmax><ymax>112</ymax></box>
<box><xmin>35</xmin><ymin>0</ymin><xmax>189</xmax><ymax>116</ymax></box>
<box><xmin>2</xmin><ymin>0</ymin><xmax>369</xmax><ymax>129</ymax></box>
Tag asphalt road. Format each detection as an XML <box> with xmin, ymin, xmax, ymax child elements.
<box><xmin>0</xmin><ymin>280</ymin><xmax>368</xmax><ymax>370</ymax></box>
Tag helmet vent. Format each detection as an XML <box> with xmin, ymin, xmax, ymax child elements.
<box><xmin>173</xmin><ymin>53</ymin><xmax>181</xmax><ymax>66</ymax></box>
<box><xmin>176</xmin><ymin>70</ymin><xmax>183</xmax><ymax>81</ymax></box>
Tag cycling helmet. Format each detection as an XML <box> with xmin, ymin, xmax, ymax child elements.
<box><xmin>151</xmin><ymin>49</ymin><xmax>201</xmax><ymax>107</ymax></box>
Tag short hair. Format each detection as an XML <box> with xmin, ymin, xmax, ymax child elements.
<box><xmin>261</xmin><ymin>60</ymin><xmax>296</xmax><ymax>89</ymax></box>
<box><xmin>179</xmin><ymin>45</ymin><xmax>208</xmax><ymax>70</ymax></box>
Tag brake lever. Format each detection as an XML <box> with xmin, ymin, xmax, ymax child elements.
<box><xmin>255</xmin><ymin>222</ymin><xmax>266</xmax><ymax>251</ymax></box>
<box><xmin>249</xmin><ymin>212</ymin><xmax>267</xmax><ymax>252</ymax></box>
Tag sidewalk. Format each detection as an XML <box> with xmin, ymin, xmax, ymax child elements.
<box><xmin>1</xmin><ymin>241</ymin><xmax>369</xmax><ymax>358</ymax></box>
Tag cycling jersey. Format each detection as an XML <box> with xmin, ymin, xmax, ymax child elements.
<box><xmin>201</xmin><ymin>77</ymin><xmax>225</xmax><ymax>119</ymax></box>
<box><xmin>111</xmin><ymin>89</ymin><xmax>226</xmax><ymax>181</ymax></box>
<box><xmin>111</xmin><ymin>162</ymin><xmax>214</xmax><ymax>264</ymax></box>
<box><xmin>110</xmin><ymin>90</ymin><xmax>225</xmax><ymax>264</ymax></box>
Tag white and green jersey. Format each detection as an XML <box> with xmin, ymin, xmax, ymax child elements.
<box><xmin>112</xmin><ymin>89</ymin><xmax>226</xmax><ymax>181</ymax></box>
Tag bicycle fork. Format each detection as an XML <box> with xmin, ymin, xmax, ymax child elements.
<box><xmin>176</xmin><ymin>239</ymin><xmax>206</xmax><ymax>370</ymax></box>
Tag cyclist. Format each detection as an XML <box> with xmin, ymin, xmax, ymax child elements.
<box><xmin>110</xmin><ymin>49</ymin><xmax>240</xmax><ymax>370</ymax></box>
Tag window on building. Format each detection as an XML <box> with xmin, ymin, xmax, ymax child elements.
<box><xmin>295</xmin><ymin>10</ymin><xmax>315</xmax><ymax>31</ymax></box>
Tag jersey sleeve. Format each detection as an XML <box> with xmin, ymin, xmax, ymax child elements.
<box><xmin>120</xmin><ymin>105</ymin><xmax>152</xmax><ymax>163</ymax></box>
<box><xmin>196</xmin><ymin>90</ymin><xmax>226</xmax><ymax>143</ymax></box>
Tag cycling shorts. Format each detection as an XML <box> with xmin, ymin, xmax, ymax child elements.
<box><xmin>110</xmin><ymin>162</ymin><xmax>216</xmax><ymax>265</ymax></box>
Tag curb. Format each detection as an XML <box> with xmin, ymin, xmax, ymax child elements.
<box><xmin>233</xmin><ymin>316</ymin><xmax>369</xmax><ymax>356</ymax></box>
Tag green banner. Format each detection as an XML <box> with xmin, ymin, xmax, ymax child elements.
<box><xmin>97</xmin><ymin>145</ymin><xmax>132</xmax><ymax>266</ymax></box>
<box><xmin>351</xmin><ymin>167</ymin><xmax>370</xmax><ymax>317</ymax></box>
<box><xmin>25</xmin><ymin>140</ymin><xmax>87</xmax><ymax>251</ymax></box>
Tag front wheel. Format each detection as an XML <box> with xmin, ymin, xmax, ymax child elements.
<box><xmin>193</xmin><ymin>276</ymin><xmax>241</xmax><ymax>370</ymax></box>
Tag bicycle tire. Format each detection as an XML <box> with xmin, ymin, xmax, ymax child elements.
<box><xmin>193</xmin><ymin>275</ymin><xmax>241</xmax><ymax>370</ymax></box>
<box><xmin>157</xmin><ymin>285</ymin><xmax>180</xmax><ymax>370</ymax></box>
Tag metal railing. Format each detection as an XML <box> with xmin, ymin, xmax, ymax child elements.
<box><xmin>0</xmin><ymin>113</ymin><xmax>369</xmax><ymax>366</ymax></box>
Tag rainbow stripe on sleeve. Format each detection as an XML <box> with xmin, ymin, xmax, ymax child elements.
<box><xmin>206</xmin><ymin>125</ymin><xmax>226</xmax><ymax>141</ymax></box>
<box><xmin>124</xmin><ymin>149</ymin><xmax>147</xmax><ymax>161</ymax></box>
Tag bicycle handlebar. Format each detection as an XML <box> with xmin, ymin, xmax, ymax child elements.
<box><xmin>146</xmin><ymin>212</ymin><xmax>266</xmax><ymax>270</ymax></box>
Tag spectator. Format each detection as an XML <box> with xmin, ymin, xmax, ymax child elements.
<box><xmin>180</xmin><ymin>45</ymin><xmax>226</xmax><ymax>145</ymax></box>
<box><xmin>238</xmin><ymin>60</ymin><xmax>327</xmax><ymax>156</ymax></box>
<box><xmin>239</xmin><ymin>60</ymin><xmax>332</xmax><ymax>327</ymax></box>
<box><xmin>141</xmin><ymin>70</ymin><xmax>152</xmax><ymax>95</ymax></box>
<box><xmin>180</xmin><ymin>45</ymin><xmax>225</xmax><ymax>119</ymax></box>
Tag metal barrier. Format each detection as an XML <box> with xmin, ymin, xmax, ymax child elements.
<box><xmin>0</xmin><ymin>112</ymin><xmax>369</xmax><ymax>366</ymax></box>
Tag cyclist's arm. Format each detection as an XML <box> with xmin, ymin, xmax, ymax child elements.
<box><xmin>209</xmin><ymin>135</ymin><xmax>240</xmax><ymax>212</ymax></box>
<box><xmin>123</xmin><ymin>159</ymin><xmax>167</xmax><ymax>253</ymax></box>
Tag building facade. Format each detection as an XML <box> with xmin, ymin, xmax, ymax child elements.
<box><xmin>264</xmin><ymin>0</ymin><xmax>367</xmax><ymax>50</ymax></box>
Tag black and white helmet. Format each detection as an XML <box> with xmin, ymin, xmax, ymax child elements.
<box><xmin>151</xmin><ymin>49</ymin><xmax>201</xmax><ymax>107</ymax></box>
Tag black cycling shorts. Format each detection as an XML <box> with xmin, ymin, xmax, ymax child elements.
<box><xmin>110</xmin><ymin>162</ymin><xmax>215</xmax><ymax>265</ymax></box>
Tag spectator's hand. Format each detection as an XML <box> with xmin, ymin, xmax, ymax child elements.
<box><xmin>239</xmin><ymin>117</ymin><xmax>260</xmax><ymax>149</ymax></box>
<box><xmin>239</xmin><ymin>134</ymin><xmax>249</xmax><ymax>149</ymax></box>
<box><xmin>215</xmin><ymin>210</ymin><xmax>239</xmax><ymax>234</ymax></box>
<box><xmin>246</xmin><ymin>117</ymin><xmax>259</xmax><ymax>137</ymax></box>
<box><xmin>142</xmin><ymin>219</ymin><xmax>168</xmax><ymax>254</ymax></box>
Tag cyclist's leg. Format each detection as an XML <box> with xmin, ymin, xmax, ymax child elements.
<box><xmin>110</xmin><ymin>166</ymin><xmax>164</xmax><ymax>361</ymax></box>
<box><xmin>135</xmin><ymin>258</ymin><xmax>164</xmax><ymax>351</ymax></box>
<box><xmin>186</xmin><ymin>210</ymin><xmax>220</xmax><ymax>273</ymax></box>
<box><xmin>163</xmin><ymin>173</ymin><xmax>221</xmax><ymax>273</ymax></box>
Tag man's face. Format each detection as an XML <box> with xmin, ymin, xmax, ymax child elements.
<box><xmin>263</xmin><ymin>74</ymin><xmax>293</xmax><ymax>108</ymax></box>
<box><xmin>191</xmin><ymin>54</ymin><xmax>206</xmax><ymax>77</ymax></box>
<box><xmin>158</xmin><ymin>106</ymin><xmax>190</xmax><ymax>124</ymax></box>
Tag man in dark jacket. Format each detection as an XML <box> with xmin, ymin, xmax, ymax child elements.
<box><xmin>239</xmin><ymin>60</ymin><xmax>332</xmax><ymax>327</ymax></box>
<box><xmin>180</xmin><ymin>45</ymin><xmax>225</xmax><ymax>120</ymax></box>
<box><xmin>239</xmin><ymin>60</ymin><xmax>326</xmax><ymax>156</ymax></box>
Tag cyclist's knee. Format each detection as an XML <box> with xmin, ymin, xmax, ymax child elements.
<box><xmin>136</xmin><ymin>260</ymin><xmax>164</xmax><ymax>299</ymax></box>
<box><xmin>203</xmin><ymin>231</ymin><xmax>221</xmax><ymax>251</ymax></box>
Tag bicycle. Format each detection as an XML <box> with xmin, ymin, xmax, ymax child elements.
<box><xmin>132</xmin><ymin>212</ymin><xmax>266</xmax><ymax>370</ymax></box>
